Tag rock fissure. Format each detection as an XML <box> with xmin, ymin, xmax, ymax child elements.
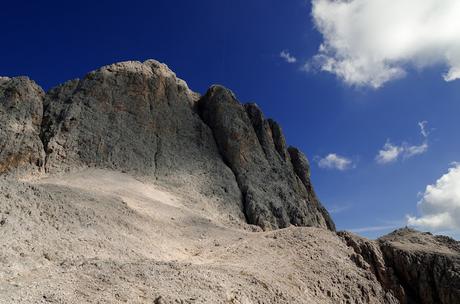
<box><xmin>153</xmin><ymin>133</ymin><xmax>161</xmax><ymax>178</ymax></box>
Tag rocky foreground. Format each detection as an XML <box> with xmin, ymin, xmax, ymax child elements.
<box><xmin>1</xmin><ymin>60</ymin><xmax>459</xmax><ymax>303</ymax></box>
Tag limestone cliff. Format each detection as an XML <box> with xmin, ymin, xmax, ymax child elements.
<box><xmin>1</xmin><ymin>59</ymin><xmax>334</xmax><ymax>231</ymax></box>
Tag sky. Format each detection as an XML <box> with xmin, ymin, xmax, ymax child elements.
<box><xmin>1</xmin><ymin>0</ymin><xmax>459</xmax><ymax>239</ymax></box>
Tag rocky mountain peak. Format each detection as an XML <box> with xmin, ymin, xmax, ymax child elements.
<box><xmin>1</xmin><ymin>60</ymin><xmax>459</xmax><ymax>304</ymax></box>
<box><xmin>1</xmin><ymin>59</ymin><xmax>334</xmax><ymax>231</ymax></box>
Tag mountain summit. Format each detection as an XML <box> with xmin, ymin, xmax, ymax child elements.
<box><xmin>0</xmin><ymin>60</ymin><xmax>458</xmax><ymax>304</ymax></box>
<box><xmin>1</xmin><ymin>60</ymin><xmax>334</xmax><ymax>231</ymax></box>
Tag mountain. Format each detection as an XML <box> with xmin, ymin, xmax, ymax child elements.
<box><xmin>0</xmin><ymin>60</ymin><xmax>458</xmax><ymax>304</ymax></box>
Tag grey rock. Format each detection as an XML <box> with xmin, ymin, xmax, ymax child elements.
<box><xmin>288</xmin><ymin>147</ymin><xmax>310</xmax><ymax>185</ymax></box>
<box><xmin>340</xmin><ymin>228</ymin><xmax>460</xmax><ymax>304</ymax></box>
<box><xmin>1</xmin><ymin>59</ymin><xmax>334</xmax><ymax>231</ymax></box>
<box><xmin>41</xmin><ymin>60</ymin><xmax>244</xmax><ymax>222</ymax></box>
<box><xmin>268</xmin><ymin>119</ymin><xmax>290</xmax><ymax>161</ymax></box>
<box><xmin>197</xmin><ymin>85</ymin><xmax>334</xmax><ymax>230</ymax></box>
<box><xmin>0</xmin><ymin>77</ymin><xmax>45</xmax><ymax>174</ymax></box>
<box><xmin>379</xmin><ymin>228</ymin><xmax>460</xmax><ymax>304</ymax></box>
<box><xmin>288</xmin><ymin>147</ymin><xmax>335</xmax><ymax>231</ymax></box>
<box><xmin>339</xmin><ymin>231</ymin><xmax>405</xmax><ymax>303</ymax></box>
<box><xmin>3</xmin><ymin>59</ymin><xmax>460</xmax><ymax>304</ymax></box>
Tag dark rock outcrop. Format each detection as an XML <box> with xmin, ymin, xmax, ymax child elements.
<box><xmin>197</xmin><ymin>85</ymin><xmax>334</xmax><ymax>230</ymax></box>
<box><xmin>288</xmin><ymin>146</ymin><xmax>335</xmax><ymax>231</ymax></box>
<box><xmin>379</xmin><ymin>229</ymin><xmax>460</xmax><ymax>304</ymax></box>
<box><xmin>339</xmin><ymin>231</ymin><xmax>405</xmax><ymax>302</ymax></box>
<box><xmin>340</xmin><ymin>229</ymin><xmax>460</xmax><ymax>304</ymax></box>
<box><xmin>0</xmin><ymin>77</ymin><xmax>45</xmax><ymax>174</ymax></box>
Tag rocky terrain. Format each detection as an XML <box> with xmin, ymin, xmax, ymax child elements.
<box><xmin>1</xmin><ymin>60</ymin><xmax>459</xmax><ymax>303</ymax></box>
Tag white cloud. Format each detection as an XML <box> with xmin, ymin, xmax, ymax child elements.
<box><xmin>418</xmin><ymin>121</ymin><xmax>429</xmax><ymax>138</ymax></box>
<box><xmin>376</xmin><ymin>141</ymin><xmax>404</xmax><ymax>164</ymax></box>
<box><xmin>404</xmin><ymin>142</ymin><xmax>428</xmax><ymax>158</ymax></box>
<box><xmin>311</xmin><ymin>0</ymin><xmax>460</xmax><ymax>88</ymax></box>
<box><xmin>376</xmin><ymin>122</ymin><xmax>429</xmax><ymax>164</ymax></box>
<box><xmin>280</xmin><ymin>50</ymin><xmax>297</xmax><ymax>63</ymax></box>
<box><xmin>407</xmin><ymin>163</ymin><xmax>460</xmax><ymax>233</ymax></box>
<box><xmin>317</xmin><ymin>153</ymin><xmax>353</xmax><ymax>170</ymax></box>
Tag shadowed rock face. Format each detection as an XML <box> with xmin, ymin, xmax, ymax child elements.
<box><xmin>379</xmin><ymin>229</ymin><xmax>460</xmax><ymax>304</ymax></box>
<box><xmin>0</xmin><ymin>77</ymin><xmax>45</xmax><ymax>174</ymax></box>
<box><xmin>340</xmin><ymin>228</ymin><xmax>460</xmax><ymax>304</ymax></box>
<box><xmin>197</xmin><ymin>85</ymin><xmax>335</xmax><ymax>230</ymax></box>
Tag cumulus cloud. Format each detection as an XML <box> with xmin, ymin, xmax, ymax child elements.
<box><xmin>407</xmin><ymin>163</ymin><xmax>460</xmax><ymax>233</ymax></box>
<box><xmin>311</xmin><ymin>0</ymin><xmax>460</xmax><ymax>88</ymax></box>
<box><xmin>317</xmin><ymin>153</ymin><xmax>353</xmax><ymax>170</ymax></box>
<box><xmin>376</xmin><ymin>122</ymin><xmax>429</xmax><ymax>164</ymax></box>
<box><xmin>280</xmin><ymin>50</ymin><xmax>297</xmax><ymax>63</ymax></box>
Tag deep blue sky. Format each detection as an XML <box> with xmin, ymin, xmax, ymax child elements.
<box><xmin>2</xmin><ymin>0</ymin><xmax>459</xmax><ymax>238</ymax></box>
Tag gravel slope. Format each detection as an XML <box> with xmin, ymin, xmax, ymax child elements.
<box><xmin>0</xmin><ymin>169</ymin><xmax>395</xmax><ymax>304</ymax></box>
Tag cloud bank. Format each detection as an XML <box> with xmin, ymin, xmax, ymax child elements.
<box><xmin>407</xmin><ymin>163</ymin><xmax>460</xmax><ymax>233</ymax></box>
<box><xmin>317</xmin><ymin>153</ymin><xmax>352</xmax><ymax>170</ymax></box>
<box><xmin>311</xmin><ymin>0</ymin><xmax>460</xmax><ymax>88</ymax></box>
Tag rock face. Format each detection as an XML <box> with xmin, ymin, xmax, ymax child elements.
<box><xmin>197</xmin><ymin>85</ymin><xmax>334</xmax><ymax>230</ymax></box>
<box><xmin>340</xmin><ymin>228</ymin><xmax>460</xmax><ymax>304</ymax></box>
<box><xmin>0</xmin><ymin>77</ymin><xmax>45</xmax><ymax>174</ymax></box>
<box><xmin>1</xmin><ymin>60</ymin><xmax>333</xmax><ymax>231</ymax></box>
<box><xmin>40</xmin><ymin>60</ymin><xmax>244</xmax><ymax>222</ymax></box>
<box><xmin>380</xmin><ymin>229</ymin><xmax>460</xmax><ymax>304</ymax></box>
